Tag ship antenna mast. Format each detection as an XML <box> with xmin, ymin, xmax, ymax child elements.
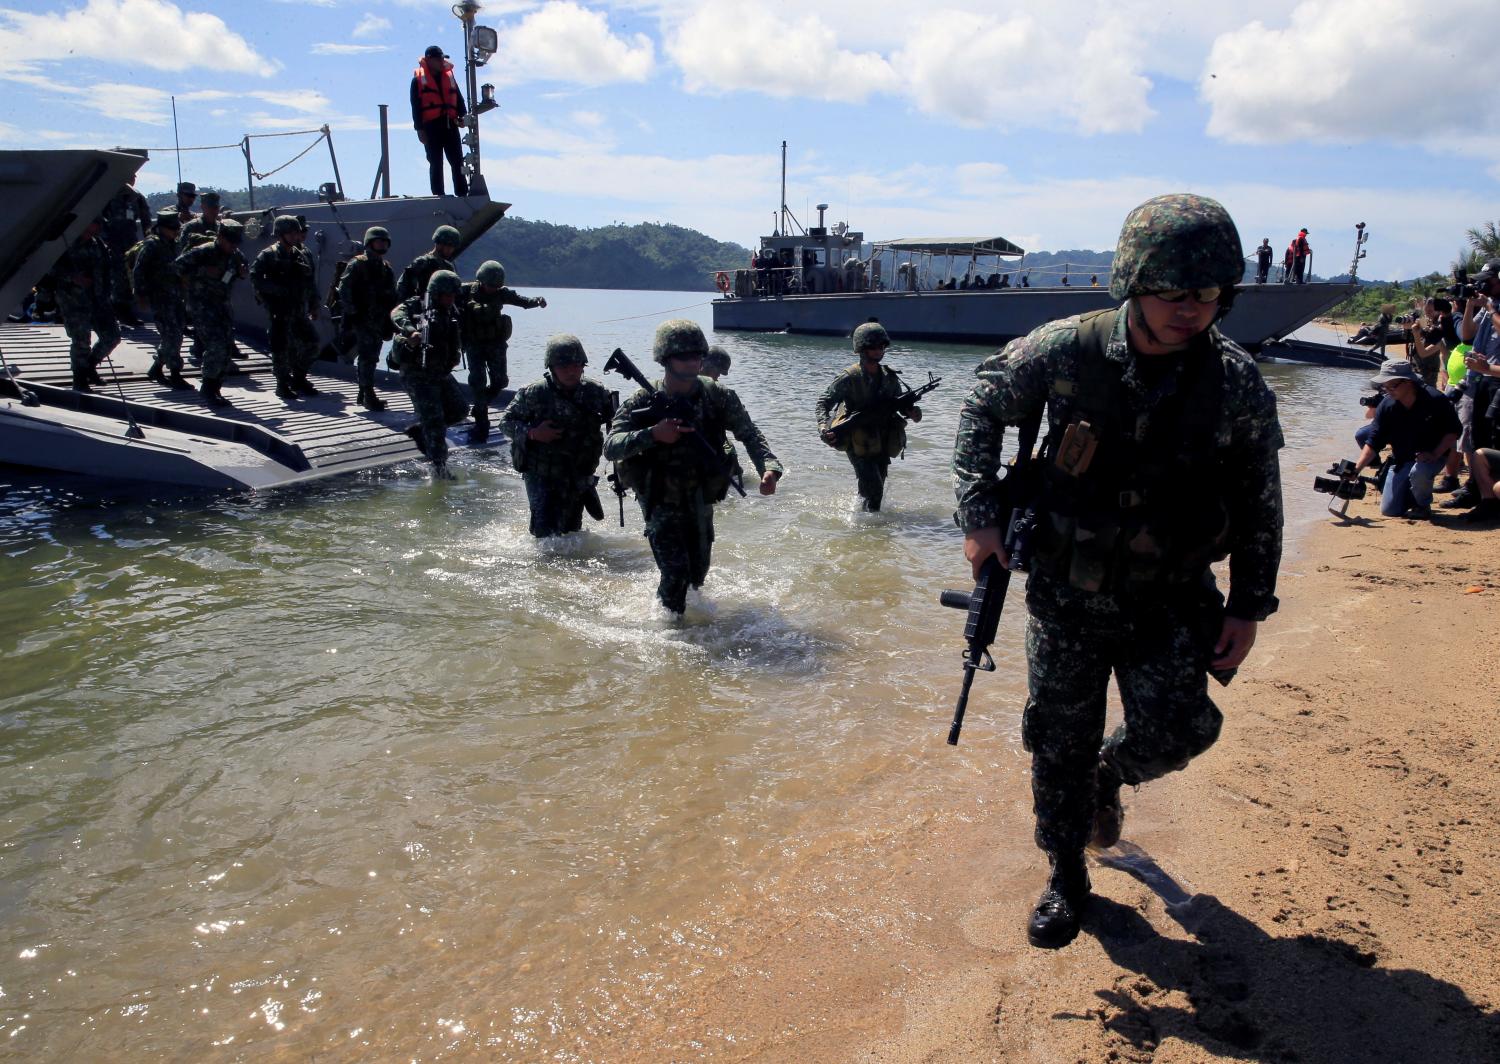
<box><xmin>452</xmin><ymin>1</ymin><xmax>500</xmax><ymax>197</ymax></box>
<box><xmin>779</xmin><ymin>140</ymin><xmax>787</xmax><ymax>237</ymax></box>
<box><xmin>1349</xmin><ymin>222</ymin><xmax>1368</xmax><ymax>282</ymax></box>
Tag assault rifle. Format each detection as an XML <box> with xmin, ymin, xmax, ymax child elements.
<box><xmin>827</xmin><ymin>371</ymin><xmax>941</xmax><ymax>446</ymax></box>
<box><xmin>602</xmin><ymin>347</ymin><xmax>746</xmax><ymax>498</ymax></box>
<box><xmin>938</xmin><ymin>408</ymin><xmax>1043</xmax><ymax>745</ymax></box>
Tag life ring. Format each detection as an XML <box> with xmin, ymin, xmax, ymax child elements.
<box><xmin>715</xmin><ymin>271</ymin><xmax>731</xmax><ymax>294</ymax></box>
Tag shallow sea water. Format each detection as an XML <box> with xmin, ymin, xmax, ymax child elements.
<box><xmin>0</xmin><ymin>288</ymin><xmax>1369</xmax><ymax>1058</ymax></box>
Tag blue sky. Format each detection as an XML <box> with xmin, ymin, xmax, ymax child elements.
<box><xmin>1</xmin><ymin>0</ymin><xmax>1496</xmax><ymax>280</ymax></box>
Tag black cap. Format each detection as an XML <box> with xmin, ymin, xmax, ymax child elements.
<box><xmin>200</xmin><ymin>190</ymin><xmax>221</xmax><ymax>207</ymax></box>
<box><xmin>177</xmin><ymin>181</ymin><xmax>196</xmax><ymax>196</ymax></box>
<box><xmin>1474</xmin><ymin>259</ymin><xmax>1500</xmax><ymax>282</ymax></box>
<box><xmin>424</xmin><ymin>44</ymin><xmax>445</xmax><ymax>59</ymax></box>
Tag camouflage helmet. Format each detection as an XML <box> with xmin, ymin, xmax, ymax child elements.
<box><xmin>155</xmin><ymin>209</ymin><xmax>181</xmax><ymax>230</ymax></box>
<box><xmin>476</xmin><ymin>260</ymin><xmax>506</xmax><ymax>286</ymax></box>
<box><xmin>431</xmin><ymin>224</ymin><xmax>461</xmax><ymax>247</ymax></box>
<box><xmin>218</xmin><ymin>218</ymin><xmax>244</xmax><ymax>245</ymax></box>
<box><xmin>544</xmin><ymin>333</ymin><xmax>588</xmax><ymax>368</ymax></box>
<box><xmin>426</xmin><ymin>269</ymin><xmax>462</xmax><ymax>297</ymax></box>
<box><xmin>852</xmin><ymin>322</ymin><xmax>891</xmax><ymax>351</ymax></box>
<box><xmin>703</xmin><ymin>345</ymin><xmax>731</xmax><ymax>374</ymax></box>
<box><xmin>1109</xmin><ymin>193</ymin><xmax>1243</xmax><ymax>300</ymax></box>
<box><xmin>200</xmin><ymin>191</ymin><xmax>221</xmax><ymax>208</ymax></box>
<box><xmin>651</xmin><ymin>318</ymin><xmax>709</xmax><ymax>364</ymax></box>
<box><xmin>363</xmin><ymin>225</ymin><xmax>391</xmax><ymax>247</ymax></box>
<box><xmin>272</xmin><ymin>214</ymin><xmax>302</xmax><ymax>237</ymax></box>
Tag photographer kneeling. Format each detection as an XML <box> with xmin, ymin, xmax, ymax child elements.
<box><xmin>1350</xmin><ymin>359</ymin><xmax>1460</xmax><ymax>519</ymax></box>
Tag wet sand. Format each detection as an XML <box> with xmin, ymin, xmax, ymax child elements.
<box><xmin>606</xmin><ymin>502</ymin><xmax>1500</xmax><ymax>1060</ymax></box>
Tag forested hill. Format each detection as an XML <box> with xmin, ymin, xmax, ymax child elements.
<box><xmin>464</xmin><ymin>217</ymin><xmax>751</xmax><ymax>292</ymax></box>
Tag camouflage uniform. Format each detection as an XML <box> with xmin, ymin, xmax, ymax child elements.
<box><xmin>397</xmin><ymin>249</ymin><xmax>456</xmax><ymax>303</ymax></box>
<box><xmin>101</xmin><ymin>183</ymin><xmax>150</xmax><ymax>317</ymax></box>
<box><xmin>250</xmin><ymin>224</ymin><xmax>320</xmax><ymax>395</ymax></box>
<box><xmin>605</xmin><ymin>321</ymin><xmax>783</xmax><ymax>612</ymax></box>
<box><xmin>501</xmin><ymin>339</ymin><xmax>615</xmax><ymax>537</ymax></box>
<box><xmin>132</xmin><ymin>221</ymin><xmax>185</xmax><ymax>376</ymax></box>
<box><xmin>460</xmin><ymin>281</ymin><xmax>543</xmax><ymax>399</ymax></box>
<box><xmin>816</xmin><ymin>362</ymin><xmax>911</xmax><ymax>511</ymax></box>
<box><xmin>953</xmin><ymin>195</ymin><xmax>1284</xmax><ymax>871</ymax></box>
<box><xmin>390</xmin><ymin>279</ymin><xmax>469</xmax><ymax>469</ymax></box>
<box><xmin>337</xmin><ymin>246</ymin><xmax>399</xmax><ymax>400</ymax></box>
<box><xmin>53</xmin><ymin>229</ymin><xmax>120</xmax><ymax>387</ymax></box>
<box><xmin>176</xmin><ymin>234</ymin><xmax>247</xmax><ymax>391</ymax></box>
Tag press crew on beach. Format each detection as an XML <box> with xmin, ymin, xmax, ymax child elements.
<box><xmin>101</xmin><ymin>173</ymin><xmax>150</xmax><ymax>325</ymax></box>
<box><xmin>398</xmin><ymin>224</ymin><xmax>460</xmax><ymax>302</ymax></box>
<box><xmin>411</xmin><ymin>44</ymin><xmax>468</xmax><ymax>198</ymax></box>
<box><xmin>460</xmin><ymin>259</ymin><xmax>547</xmax><ymax>443</ymax></box>
<box><xmin>605</xmin><ymin>320</ymin><xmax>784</xmax><ymax>615</ymax></box>
<box><xmin>54</xmin><ymin>217</ymin><xmax>120</xmax><ymax>392</ymax></box>
<box><xmin>816</xmin><ymin>322</ymin><xmax>924</xmax><ymax>512</ymax></box>
<box><xmin>501</xmin><ymin>335</ymin><xmax>615</xmax><ymax>537</ymax></box>
<box><xmin>337</xmin><ymin>226</ymin><xmax>400</xmax><ymax>411</ymax></box>
<box><xmin>176</xmin><ymin>218</ymin><xmax>249</xmax><ymax>409</ymax></box>
<box><xmin>133</xmin><ymin>210</ymin><xmax>193</xmax><ymax>391</ymax></box>
<box><xmin>251</xmin><ymin>215</ymin><xmax>322</xmax><ymax>402</ymax></box>
<box><xmin>391</xmin><ymin>269</ymin><xmax>470</xmax><ymax>479</ymax></box>
<box><xmin>1348</xmin><ymin>359</ymin><xmax>1460</xmax><ymax>519</ymax></box>
<box><xmin>952</xmin><ymin>194</ymin><xmax>1284</xmax><ymax>950</ymax></box>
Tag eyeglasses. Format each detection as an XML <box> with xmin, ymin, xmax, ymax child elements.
<box><xmin>1148</xmin><ymin>287</ymin><xmax>1222</xmax><ymax>305</ymax></box>
<box><xmin>671</xmin><ymin>353</ymin><xmax>704</xmax><ymax>362</ymax></box>
<box><xmin>1380</xmin><ymin>380</ymin><xmax>1409</xmax><ymax>393</ymax></box>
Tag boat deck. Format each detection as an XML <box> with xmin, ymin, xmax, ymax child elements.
<box><xmin>0</xmin><ymin>320</ymin><xmax>485</xmax><ymax>489</ymax></box>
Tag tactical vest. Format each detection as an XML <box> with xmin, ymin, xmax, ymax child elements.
<box><xmin>831</xmin><ymin>365</ymin><xmax>907</xmax><ymax>458</ymax></box>
<box><xmin>512</xmin><ymin>377</ymin><xmax>607</xmax><ymax>479</ymax></box>
<box><xmin>461</xmin><ymin>288</ymin><xmax>513</xmax><ymax>344</ymax></box>
<box><xmin>1031</xmin><ymin>308</ymin><xmax>1231</xmax><ymax>594</ymax></box>
<box><xmin>617</xmin><ymin>383</ymin><xmax>733</xmax><ymax>506</ymax></box>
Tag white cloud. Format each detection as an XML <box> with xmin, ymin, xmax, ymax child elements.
<box><xmin>311</xmin><ymin>43</ymin><xmax>391</xmax><ymax>55</ymax></box>
<box><xmin>0</xmin><ymin>0</ymin><xmax>276</xmax><ymax>76</ymax></box>
<box><xmin>665</xmin><ymin>3</ymin><xmax>898</xmax><ymax>104</ymax></box>
<box><xmin>1202</xmin><ymin>0</ymin><xmax>1500</xmax><ymax>146</ymax></box>
<box><xmin>500</xmin><ymin>1</ymin><xmax>654</xmax><ymax>85</ymax></box>
<box><xmin>352</xmin><ymin>13</ymin><xmax>391</xmax><ymax>39</ymax></box>
<box><xmin>494</xmin><ymin>113</ymin><xmax>613</xmax><ymax>153</ymax></box>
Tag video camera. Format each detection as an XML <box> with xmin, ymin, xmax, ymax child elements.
<box><xmin>1313</xmin><ymin>458</ymin><xmax>1381</xmax><ymax>517</ymax></box>
<box><xmin>1359</xmin><ymin>393</ymin><xmax>1382</xmax><ymax>409</ymax></box>
<box><xmin>1449</xmin><ymin>266</ymin><xmax>1475</xmax><ymax>302</ymax></box>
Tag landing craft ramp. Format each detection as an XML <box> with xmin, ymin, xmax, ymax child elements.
<box><xmin>0</xmin><ymin>321</ymin><xmax>494</xmax><ymax>490</ymax></box>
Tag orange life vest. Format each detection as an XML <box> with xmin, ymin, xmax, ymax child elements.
<box><xmin>414</xmin><ymin>60</ymin><xmax>460</xmax><ymax>124</ymax></box>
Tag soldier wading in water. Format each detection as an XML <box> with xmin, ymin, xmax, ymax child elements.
<box><xmin>391</xmin><ymin>269</ymin><xmax>470</xmax><ymax>479</ymax></box>
<box><xmin>816</xmin><ymin>322</ymin><xmax>924</xmax><ymax>511</ymax></box>
<box><xmin>502</xmin><ymin>334</ymin><xmax>615</xmax><ymax>537</ymax></box>
<box><xmin>952</xmin><ymin>194</ymin><xmax>1284</xmax><ymax>949</ymax></box>
<box><xmin>605</xmin><ymin>320</ymin><xmax>784</xmax><ymax>615</ymax></box>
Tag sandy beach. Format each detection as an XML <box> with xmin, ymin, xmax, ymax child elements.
<box><xmin>605</xmin><ymin>501</ymin><xmax>1500</xmax><ymax>1061</ymax></box>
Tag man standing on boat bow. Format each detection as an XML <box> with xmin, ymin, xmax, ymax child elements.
<box><xmin>411</xmin><ymin>44</ymin><xmax>468</xmax><ymax>198</ymax></box>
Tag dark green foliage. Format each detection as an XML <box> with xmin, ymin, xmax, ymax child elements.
<box><xmin>458</xmin><ymin>216</ymin><xmax>752</xmax><ymax>292</ymax></box>
<box><xmin>1327</xmin><ymin>273</ymin><xmax>1448</xmax><ymax>323</ymax></box>
<box><xmin>145</xmin><ymin>184</ymin><xmax>322</xmax><ymax>213</ymax></box>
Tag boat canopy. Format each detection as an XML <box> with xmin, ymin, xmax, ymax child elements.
<box><xmin>873</xmin><ymin>236</ymin><xmax>1025</xmax><ymax>258</ymax></box>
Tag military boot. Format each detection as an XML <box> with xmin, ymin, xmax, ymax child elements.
<box><xmin>71</xmin><ymin>374</ymin><xmax>92</xmax><ymax>393</ymax></box>
<box><xmin>293</xmin><ymin>373</ymin><xmax>320</xmax><ymax>397</ymax></box>
<box><xmin>201</xmin><ymin>379</ymin><xmax>231</xmax><ymax>409</ymax></box>
<box><xmin>146</xmin><ymin>361</ymin><xmax>166</xmax><ymax>385</ymax></box>
<box><xmin>467</xmin><ymin>403</ymin><xmax>489</xmax><ymax>444</ymax></box>
<box><xmin>404</xmin><ymin>424</ymin><xmax>429</xmax><ymax>457</ymax></box>
<box><xmin>359</xmin><ymin>386</ymin><xmax>387</xmax><ymax>412</ymax></box>
<box><xmin>1027</xmin><ymin>851</ymin><xmax>1090</xmax><ymax>950</ymax></box>
<box><xmin>1090</xmin><ymin>759</ymin><xmax>1125</xmax><ymax>850</ymax></box>
<box><xmin>166</xmin><ymin>370</ymin><xmax>193</xmax><ymax>391</ymax></box>
<box><xmin>275</xmin><ymin>376</ymin><xmax>298</xmax><ymax>401</ymax></box>
<box><xmin>87</xmin><ymin>366</ymin><xmax>105</xmax><ymax>385</ymax></box>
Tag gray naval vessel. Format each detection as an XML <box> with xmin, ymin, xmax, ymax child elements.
<box><xmin>0</xmin><ymin>3</ymin><xmax>514</xmax><ymax>490</ymax></box>
<box><xmin>714</xmin><ymin>148</ymin><xmax>1361</xmax><ymax>351</ymax></box>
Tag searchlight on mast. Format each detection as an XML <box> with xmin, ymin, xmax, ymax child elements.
<box><xmin>453</xmin><ymin>0</ymin><xmax>500</xmax><ymax>197</ymax></box>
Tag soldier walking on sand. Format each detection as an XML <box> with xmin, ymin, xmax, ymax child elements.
<box><xmin>251</xmin><ymin>215</ymin><xmax>322</xmax><ymax>401</ymax></box>
<box><xmin>952</xmin><ymin>194</ymin><xmax>1284</xmax><ymax>949</ymax></box>
<box><xmin>816</xmin><ymin>322</ymin><xmax>924</xmax><ymax>512</ymax></box>
<box><xmin>501</xmin><ymin>335</ymin><xmax>615</xmax><ymax>537</ymax></box>
<box><xmin>337</xmin><ymin>226</ymin><xmax>400</xmax><ymax>411</ymax></box>
<box><xmin>176</xmin><ymin>219</ymin><xmax>249</xmax><ymax>408</ymax></box>
<box><xmin>391</xmin><ymin>270</ymin><xmax>470</xmax><ymax>479</ymax></box>
<box><xmin>460</xmin><ymin>260</ymin><xmax>547</xmax><ymax>442</ymax></box>
<box><xmin>604</xmin><ymin>320</ymin><xmax>784</xmax><ymax>614</ymax></box>
<box><xmin>53</xmin><ymin>218</ymin><xmax>120</xmax><ymax>392</ymax></box>
<box><xmin>133</xmin><ymin>210</ymin><xmax>193</xmax><ymax>390</ymax></box>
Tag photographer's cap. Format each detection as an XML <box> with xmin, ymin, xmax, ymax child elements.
<box><xmin>1473</xmin><ymin>258</ymin><xmax>1500</xmax><ymax>282</ymax></box>
<box><xmin>1369</xmin><ymin>359</ymin><xmax>1420</xmax><ymax>387</ymax></box>
<box><xmin>424</xmin><ymin>44</ymin><xmax>446</xmax><ymax>59</ymax></box>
